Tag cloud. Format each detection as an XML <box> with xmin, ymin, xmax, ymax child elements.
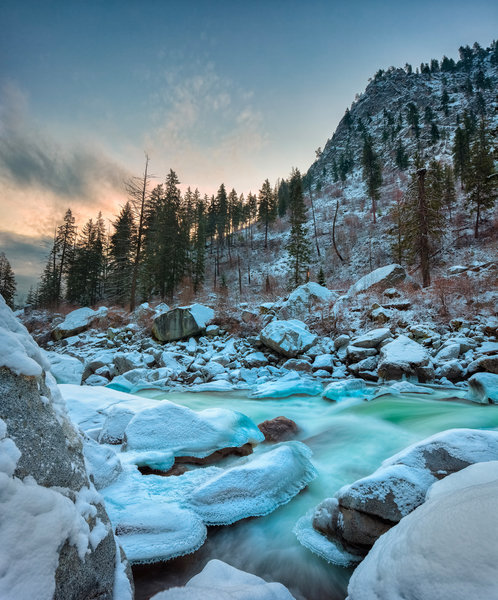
<box><xmin>145</xmin><ymin>63</ymin><xmax>268</xmax><ymax>193</ymax></box>
<box><xmin>0</xmin><ymin>83</ymin><xmax>131</xmax><ymax>235</ymax></box>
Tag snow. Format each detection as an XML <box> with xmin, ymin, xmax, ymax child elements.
<box><xmin>113</xmin><ymin>540</ymin><xmax>133</xmax><ymax>600</ymax></box>
<box><xmin>45</xmin><ymin>351</ymin><xmax>84</xmax><ymax>384</ymax></box>
<box><xmin>467</xmin><ymin>372</ymin><xmax>498</xmax><ymax>404</ymax></box>
<box><xmin>346</xmin><ymin>462</ymin><xmax>498</xmax><ymax>600</ymax></box>
<box><xmin>83</xmin><ymin>436</ymin><xmax>123</xmax><ymax>489</ymax></box>
<box><xmin>188</xmin><ymin>442</ymin><xmax>318</xmax><ymax>525</ymax></box>
<box><xmin>123</xmin><ymin>401</ymin><xmax>264</xmax><ymax>466</ymax></box>
<box><xmin>379</xmin><ymin>335</ymin><xmax>429</xmax><ymax>367</ymax></box>
<box><xmin>0</xmin><ymin>419</ymin><xmax>110</xmax><ymax>600</ymax></box>
<box><xmin>53</xmin><ymin>306</ymin><xmax>103</xmax><ymax>337</ymax></box>
<box><xmin>150</xmin><ymin>559</ymin><xmax>296</xmax><ymax>600</ymax></box>
<box><xmin>250</xmin><ymin>372</ymin><xmax>322</xmax><ymax>399</ymax></box>
<box><xmin>260</xmin><ymin>319</ymin><xmax>317</xmax><ymax>357</ymax></box>
<box><xmin>0</xmin><ymin>294</ymin><xmax>48</xmax><ymax>376</ymax></box>
<box><xmin>183</xmin><ymin>303</ymin><xmax>215</xmax><ymax>328</ymax></box>
<box><xmin>323</xmin><ymin>379</ymin><xmax>376</xmax><ymax>402</ymax></box>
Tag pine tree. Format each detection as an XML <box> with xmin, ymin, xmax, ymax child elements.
<box><xmin>400</xmin><ymin>164</ymin><xmax>446</xmax><ymax>287</ymax></box>
<box><xmin>0</xmin><ymin>252</ymin><xmax>16</xmax><ymax>308</ymax></box>
<box><xmin>277</xmin><ymin>179</ymin><xmax>290</xmax><ymax>217</ymax></box>
<box><xmin>362</xmin><ymin>132</ymin><xmax>382</xmax><ymax>223</ymax></box>
<box><xmin>258</xmin><ymin>178</ymin><xmax>276</xmax><ymax>248</ymax></box>
<box><xmin>55</xmin><ymin>208</ymin><xmax>77</xmax><ymax>303</ymax></box>
<box><xmin>406</xmin><ymin>103</ymin><xmax>420</xmax><ymax>139</ymax></box>
<box><xmin>442</xmin><ymin>165</ymin><xmax>456</xmax><ymax>219</ymax></box>
<box><xmin>452</xmin><ymin>126</ymin><xmax>470</xmax><ymax>188</ymax></box>
<box><xmin>465</xmin><ymin>120</ymin><xmax>496</xmax><ymax>238</ymax></box>
<box><xmin>317</xmin><ymin>266</ymin><xmax>326</xmax><ymax>287</ymax></box>
<box><xmin>395</xmin><ymin>139</ymin><xmax>409</xmax><ymax>170</ymax></box>
<box><xmin>108</xmin><ymin>202</ymin><xmax>136</xmax><ymax>305</ymax></box>
<box><xmin>286</xmin><ymin>168</ymin><xmax>311</xmax><ymax>287</ymax></box>
<box><xmin>193</xmin><ymin>195</ymin><xmax>206</xmax><ymax>293</ymax></box>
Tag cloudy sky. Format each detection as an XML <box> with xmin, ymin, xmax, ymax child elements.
<box><xmin>1</xmin><ymin>0</ymin><xmax>497</xmax><ymax>296</ymax></box>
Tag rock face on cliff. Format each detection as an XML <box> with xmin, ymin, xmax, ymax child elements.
<box><xmin>0</xmin><ymin>294</ymin><xmax>132</xmax><ymax>600</ymax></box>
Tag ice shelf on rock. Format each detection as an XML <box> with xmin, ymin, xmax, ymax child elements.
<box><xmin>466</xmin><ymin>372</ymin><xmax>498</xmax><ymax>404</ymax></box>
<box><xmin>45</xmin><ymin>351</ymin><xmax>84</xmax><ymax>384</ymax></box>
<box><xmin>250</xmin><ymin>371</ymin><xmax>323</xmax><ymax>399</ymax></box>
<box><xmin>323</xmin><ymin>379</ymin><xmax>376</xmax><ymax>402</ymax></box>
<box><xmin>188</xmin><ymin>441</ymin><xmax>318</xmax><ymax>525</ymax></box>
<box><xmin>346</xmin><ymin>462</ymin><xmax>498</xmax><ymax>600</ymax></box>
<box><xmin>123</xmin><ymin>400</ymin><xmax>264</xmax><ymax>466</ymax></box>
<box><xmin>150</xmin><ymin>559</ymin><xmax>296</xmax><ymax>600</ymax></box>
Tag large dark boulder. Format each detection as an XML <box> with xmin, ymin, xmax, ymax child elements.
<box><xmin>152</xmin><ymin>304</ymin><xmax>214</xmax><ymax>342</ymax></box>
<box><xmin>258</xmin><ymin>416</ymin><xmax>299</xmax><ymax>442</ymax></box>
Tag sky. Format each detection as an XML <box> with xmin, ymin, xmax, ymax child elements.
<box><xmin>0</xmin><ymin>0</ymin><xmax>497</xmax><ymax>297</ymax></box>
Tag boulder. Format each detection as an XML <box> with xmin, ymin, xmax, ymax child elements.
<box><xmin>52</xmin><ymin>307</ymin><xmax>107</xmax><ymax>340</ymax></box>
<box><xmin>0</xmin><ymin>295</ymin><xmax>131</xmax><ymax>600</ymax></box>
<box><xmin>467</xmin><ymin>354</ymin><xmax>498</xmax><ymax>375</ymax></box>
<box><xmin>377</xmin><ymin>335</ymin><xmax>432</xmax><ymax>381</ymax></box>
<box><xmin>45</xmin><ymin>351</ymin><xmax>84</xmax><ymax>384</ymax></box>
<box><xmin>260</xmin><ymin>319</ymin><xmax>317</xmax><ymax>358</ymax></box>
<box><xmin>242</xmin><ymin>351</ymin><xmax>268</xmax><ymax>368</ymax></box>
<box><xmin>257</xmin><ymin>416</ymin><xmax>299</xmax><ymax>442</ymax></box>
<box><xmin>278</xmin><ymin>282</ymin><xmax>338</xmax><ymax>319</ymax></box>
<box><xmin>467</xmin><ymin>373</ymin><xmax>498</xmax><ymax>404</ymax></box>
<box><xmin>152</xmin><ymin>304</ymin><xmax>214</xmax><ymax>342</ymax></box>
<box><xmin>347</xmin><ymin>264</ymin><xmax>407</xmax><ymax>296</ymax></box>
<box><xmin>351</xmin><ymin>328</ymin><xmax>391</xmax><ymax>348</ymax></box>
<box><xmin>312</xmin><ymin>354</ymin><xmax>335</xmax><ymax>372</ymax></box>
<box><xmin>282</xmin><ymin>358</ymin><xmax>313</xmax><ymax>373</ymax></box>
<box><xmin>346</xmin><ymin>345</ymin><xmax>377</xmax><ymax>363</ymax></box>
<box><xmin>312</xmin><ymin>428</ymin><xmax>498</xmax><ymax>557</ymax></box>
<box><xmin>435</xmin><ymin>359</ymin><xmax>465</xmax><ymax>382</ymax></box>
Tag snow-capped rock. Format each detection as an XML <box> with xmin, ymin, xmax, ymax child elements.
<box><xmin>260</xmin><ymin>319</ymin><xmax>317</xmax><ymax>358</ymax></box>
<box><xmin>250</xmin><ymin>371</ymin><xmax>322</xmax><ymax>399</ymax></box>
<box><xmin>323</xmin><ymin>379</ymin><xmax>376</xmax><ymax>402</ymax></box>
<box><xmin>52</xmin><ymin>306</ymin><xmax>107</xmax><ymax>340</ymax></box>
<box><xmin>45</xmin><ymin>351</ymin><xmax>84</xmax><ymax>384</ymax></box>
<box><xmin>377</xmin><ymin>335</ymin><xmax>433</xmax><ymax>381</ymax></box>
<box><xmin>278</xmin><ymin>282</ymin><xmax>338</xmax><ymax>320</ymax></box>
<box><xmin>347</xmin><ymin>264</ymin><xmax>407</xmax><ymax>296</ymax></box>
<box><xmin>350</xmin><ymin>327</ymin><xmax>391</xmax><ymax>348</ymax></box>
<box><xmin>152</xmin><ymin>303</ymin><xmax>214</xmax><ymax>342</ymax></box>
<box><xmin>467</xmin><ymin>372</ymin><xmax>498</xmax><ymax>404</ymax></box>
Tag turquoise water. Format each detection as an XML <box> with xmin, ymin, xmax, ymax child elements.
<box><xmin>133</xmin><ymin>389</ymin><xmax>498</xmax><ymax>600</ymax></box>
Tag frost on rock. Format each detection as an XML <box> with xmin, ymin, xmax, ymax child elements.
<box><xmin>260</xmin><ymin>319</ymin><xmax>318</xmax><ymax>358</ymax></box>
<box><xmin>278</xmin><ymin>282</ymin><xmax>338</xmax><ymax>320</ymax></box>
<box><xmin>466</xmin><ymin>372</ymin><xmax>498</xmax><ymax>404</ymax></box>
<box><xmin>188</xmin><ymin>442</ymin><xmax>317</xmax><ymax>525</ymax></box>
<box><xmin>323</xmin><ymin>379</ymin><xmax>376</xmax><ymax>402</ymax></box>
<box><xmin>346</xmin><ymin>462</ymin><xmax>498</xmax><ymax>600</ymax></box>
<box><xmin>123</xmin><ymin>400</ymin><xmax>264</xmax><ymax>466</ymax></box>
<box><xmin>52</xmin><ymin>306</ymin><xmax>106</xmax><ymax>340</ymax></box>
<box><xmin>347</xmin><ymin>264</ymin><xmax>407</xmax><ymax>296</ymax></box>
<box><xmin>151</xmin><ymin>559</ymin><xmax>296</xmax><ymax>600</ymax></box>
<box><xmin>251</xmin><ymin>371</ymin><xmax>322</xmax><ymax>399</ymax></box>
<box><xmin>377</xmin><ymin>335</ymin><xmax>432</xmax><ymax>382</ymax></box>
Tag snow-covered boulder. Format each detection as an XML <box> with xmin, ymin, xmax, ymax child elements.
<box><xmin>467</xmin><ymin>353</ymin><xmax>498</xmax><ymax>375</ymax></box>
<box><xmin>323</xmin><ymin>379</ymin><xmax>376</xmax><ymax>402</ymax></box>
<box><xmin>52</xmin><ymin>306</ymin><xmax>107</xmax><ymax>340</ymax></box>
<box><xmin>350</xmin><ymin>328</ymin><xmax>391</xmax><ymax>348</ymax></box>
<box><xmin>311</xmin><ymin>354</ymin><xmax>335</xmax><ymax>372</ymax></box>
<box><xmin>260</xmin><ymin>319</ymin><xmax>317</xmax><ymax>358</ymax></box>
<box><xmin>151</xmin><ymin>559</ymin><xmax>296</xmax><ymax>600</ymax></box>
<box><xmin>45</xmin><ymin>351</ymin><xmax>84</xmax><ymax>384</ymax></box>
<box><xmin>242</xmin><ymin>351</ymin><xmax>268</xmax><ymax>368</ymax></box>
<box><xmin>467</xmin><ymin>372</ymin><xmax>498</xmax><ymax>404</ymax></box>
<box><xmin>377</xmin><ymin>334</ymin><xmax>433</xmax><ymax>381</ymax></box>
<box><xmin>122</xmin><ymin>401</ymin><xmax>264</xmax><ymax>470</ymax></box>
<box><xmin>278</xmin><ymin>282</ymin><xmax>338</xmax><ymax>320</ymax></box>
<box><xmin>113</xmin><ymin>350</ymin><xmax>154</xmax><ymax>375</ymax></box>
<box><xmin>347</xmin><ymin>264</ymin><xmax>407</xmax><ymax>296</ymax></box>
<box><xmin>0</xmin><ymin>295</ymin><xmax>130</xmax><ymax>599</ymax></box>
<box><xmin>250</xmin><ymin>371</ymin><xmax>322</xmax><ymax>399</ymax></box>
<box><xmin>311</xmin><ymin>428</ymin><xmax>498</xmax><ymax>557</ymax></box>
<box><xmin>188</xmin><ymin>442</ymin><xmax>317</xmax><ymax>524</ymax></box>
<box><xmin>152</xmin><ymin>303</ymin><xmax>214</xmax><ymax>342</ymax></box>
<box><xmin>346</xmin><ymin>462</ymin><xmax>498</xmax><ymax>600</ymax></box>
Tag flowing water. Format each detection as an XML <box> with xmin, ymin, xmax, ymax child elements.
<box><xmin>132</xmin><ymin>388</ymin><xmax>498</xmax><ymax>600</ymax></box>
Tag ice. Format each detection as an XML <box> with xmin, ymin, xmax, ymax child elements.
<box><xmin>346</xmin><ymin>462</ymin><xmax>498</xmax><ymax>600</ymax></box>
<box><xmin>373</xmin><ymin>381</ymin><xmax>434</xmax><ymax>397</ymax></box>
<box><xmin>293</xmin><ymin>512</ymin><xmax>361</xmax><ymax>567</ymax></box>
<box><xmin>323</xmin><ymin>379</ymin><xmax>376</xmax><ymax>402</ymax></box>
<box><xmin>467</xmin><ymin>372</ymin><xmax>498</xmax><ymax>404</ymax></box>
<box><xmin>45</xmin><ymin>351</ymin><xmax>84</xmax><ymax>384</ymax></box>
<box><xmin>151</xmin><ymin>559</ymin><xmax>296</xmax><ymax>600</ymax></box>
<box><xmin>188</xmin><ymin>442</ymin><xmax>318</xmax><ymax>525</ymax></box>
<box><xmin>192</xmin><ymin>380</ymin><xmax>236</xmax><ymax>392</ymax></box>
<box><xmin>123</xmin><ymin>401</ymin><xmax>264</xmax><ymax>466</ymax></box>
<box><xmin>83</xmin><ymin>436</ymin><xmax>122</xmax><ymax>489</ymax></box>
<box><xmin>250</xmin><ymin>372</ymin><xmax>322</xmax><ymax>399</ymax></box>
<box><xmin>0</xmin><ymin>294</ymin><xmax>48</xmax><ymax>376</ymax></box>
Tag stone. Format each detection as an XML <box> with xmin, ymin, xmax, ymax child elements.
<box><xmin>152</xmin><ymin>304</ymin><xmax>214</xmax><ymax>342</ymax></box>
<box><xmin>282</xmin><ymin>358</ymin><xmax>313</xmax><ymax>373</ymax></box>
<box><xmin>436</xmin><ymin>359</ymin><xmax>464</xmax><ymax>382</ymax></box>
<box><xmin>242</xmin><ymin>352</ymin><xmax>268</xmax><ymax>368</ymax></box>
<box><xmin>260</xmin><ymin>319</ymin><xmax>317</xmax><ymax>358</ymax></box>
<box><xmin>312</xmin><ymin>354</ymin><xmax>335</xmax><ymax>372</ymax></box>
<box><xmin>257</xmin><ymin>416</ymin><xmax>299</xmax><ymax>442</ymax></box>
<box><xmin>241</xmin><ymin>309</ymin><xmax>258</xmax><ymax>323</ymax></box>
<box><xmin>377</xmin><ymin>335</ymin><xmax>432</xmax><ymax>381</ymax></box>
<box><xmin>347</xmin><ymin>264</ymin><xmax>407</xmax><ymax>296</ymax></box>
<box><xmin>383</xmin><ymin>288</ymin><xmax>400</xmax><ymax>298</ymax></box>
<box><xmin>206</xmin><ymin>324</ymin><xmax>220</xmax><ymax>336</ymax></box>
<box><xmin>346</xmin><ymin>345</ymin><xmax>377</xmax><ymax>363</ymax></box>
<box><xmin>334</xmin><ymin>334</ymin><xmax>350</xmax><ymax>349</ymax></box>
<box><xmin>467</xmin><ymin>354</ymin><xmax>498</xmax><ymax>375</ymax></box>
<box><xmin>278</xmin><ymin>282</ymin><xmax>338</xmax><ymax>320</ymax></box>
<box><xmin>0</xmin><ymin>296</ymin><xmax>129</xmax><ymax>599</ymax></box>
<box><xmin>51</xmin><ymin>307</ymin><xmax>107</xmax><ymax>340</ymax></box>
<box><xmin>369</xmin><ymin>306</ymin><xmax>392</xmax><ymax>323</ymax></box>
<box><xmin>85</xmin><ymin>374</ymin><xmax>109</xmax><ymax>386</ymax></box>
<box><xmin>348</xmin><ymin>356</ymin><xmax>379</xmax><ymax>376</ymax></box>
<box><xmin>435</xmin><ymin>343</ymin><xmax>461</xmax><ymax>362</ymax></box>
<box><xmin>351</xmin><ymin>328</ymin><xmax>391</xmax><ymax>348</ymax></box>
<box><xmin>46</xmin><ymin>352</ymin><xmax>84</xmax><ymax>384</ymax></box>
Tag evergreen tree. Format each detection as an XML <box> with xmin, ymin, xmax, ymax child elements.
<box><xmin>441</xmin><ymin>89</ymin><xmax>450</xmax><ymax>116</ymax></box>
<box><xmin>400</xmin><ymin>164</ymin><xmax>446</xmax><ymax>287</ymax></box>
<box><xmin>406</xmin><ymin>103</ymin><xmax>420</xmax><ymax>139</ymax></box>
<box><xmin>286</xmin><ymin>169</ymin><xmax>311</xmax><ymax>287</ymax></box>
<box><xmin>55</xmin><ymin>208</ymin><xmax>77</xmax><ymax>303</ymax></box>
<box><xmin>317</xmin><ymin>266</ymin><xmax>326</xmax><ymax>287</ymax></box>
<box><xmin>193</xmin><ymin>195</ymin><xmax>206</xmax><ymax>293</ymax></box>
<box><xmin>215</xmin><ymin>183</ymin><xmax>228</xmax><ymax>246</ymax></box>
<box><xmin>362</xmin><ymin>133</ymin><xmax>382</xmax><ymax>223</ymax></box>
<box><xmin>465</xmin><ymin>120</ymin><xmax>496</xmax><ymax>238</ymax></box>
<box><xmin>442</xmin><ymin>164</ymin><xmax>457</xmax><ymax>219</ymax></box>
<box><xmin>395</xmin><ymin>139</ymin><xmax>409</xmax><ymax>170</ymax></box>
<box><xmin>108</xmin><ymin>202</ymin><xmax>136</xmax><ymax>305</ymax></box>
<box><xmin>0</xmin><ymin>252</ymin><xmax>16</xmax><ymax>308</ymax></box>
<box><xmin>277</xmin><ymin>179</ymin><xmax>290</xmax><ymax>217</ymax></box>
<box><xmin>258</xmin><ymin>178</ymin><xmax>277</xmax><ymax>248</ymax></box>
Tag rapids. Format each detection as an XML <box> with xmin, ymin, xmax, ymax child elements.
<box><xmin>132</xmin><ymin>388</ymin><xmax>498</xmax><ymax>600</ymax></box>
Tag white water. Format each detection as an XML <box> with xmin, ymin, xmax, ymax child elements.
<box><xmin>133</xmin><ymin>389</ymin><xmax>498</xmax><ymax>600</ymax></box>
